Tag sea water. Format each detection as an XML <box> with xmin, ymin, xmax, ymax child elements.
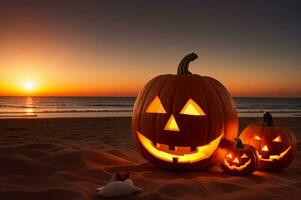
<box><xmin>0</xmin><ymin>96</ymin><xmax>300</xmax><ymax>118</ymax></box>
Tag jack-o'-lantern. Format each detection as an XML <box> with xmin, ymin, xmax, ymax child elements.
<box><xmin>240</xmin><ymin>112</ymin><xmax>297</xmax><ymax>171</ymax></box>
<box><xmin>132</xmin><ymin>53</ymin><xmax>238</xmax><ymax>170</ymax></box>
<box><xmin>221</xmin><ymin>138</ymin><xmax>257</xmax><ymax>176</ymax></box>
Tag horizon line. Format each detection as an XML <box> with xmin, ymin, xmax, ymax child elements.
<box><xmin>0</xmin><ymin>95</ymin><xmax>300</xmax><ymax>99</ymax></box>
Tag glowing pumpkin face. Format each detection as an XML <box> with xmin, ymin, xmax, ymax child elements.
<box><xmin>221</xmin><ymin>138</ymin><xmax>257</xmax><ymax>176</ymax></box>
<box><xmin>132</xmin><ymin>53</ymin><xmax>238</xmax><ymax>170</ymax></box>
<box><xmin>240</xmin><ymin>112</ymin><xmax>297</xmax><ymax>171</ymax></box>
<box><xmin>137</xmin><ymin>97</ymin><xmax>223</xmax><ymax>164</ymax></box>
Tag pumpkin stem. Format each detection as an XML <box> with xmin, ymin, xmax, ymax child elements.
<box><xmin>177</xmin><ymin>52</ymin><xmax>198</xmax><ymax>75</ymax></box>
<box><xmin>234</xmin><ymin>137</ymin><xmax>244</xmax><ymax>149</ymax></box>
<box><xmin>262</xmin><ymin>112</ymin><xmax>274</xmax><ymax>126</ymax></box>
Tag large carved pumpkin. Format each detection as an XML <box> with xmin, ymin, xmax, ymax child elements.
<box><xmin>240</xmin><ymin>112</ymin><xmax>297</xmax><ymax>171</ymax></box>
<box><xmin>132</xmin><ymin>53</ymin><xmax>238</xmax><ymax>170</ymax></box>
<box><xmin>221</xmin><ymin>138</ymin><xmax>258</xmax><ymax>176</ymax></box>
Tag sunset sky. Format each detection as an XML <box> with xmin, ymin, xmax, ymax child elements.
<box><xmin>0</xmin><ymin>0</ymin><xmax>300</xmax><ymax>97</ymax></box>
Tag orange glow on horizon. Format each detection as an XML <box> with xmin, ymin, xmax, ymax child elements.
<box><xmin>1</xmin><ymin>77</ymin><xmax>301</xmax><ymax>97</ymax></box>
<box><xmin>0</xmin><ymin>35</ymin><xmax>300</xmax><ymax>97</ymax></box>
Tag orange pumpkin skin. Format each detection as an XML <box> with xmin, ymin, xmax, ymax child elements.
<box><xmin>240</xmin><ymin>112</ymin><xmax>297</xmax><ymax>171</ymax></box>
<box><xmin>221</xmin><ymin>138</ymin><xmax>258</xmax><ymax>176</ymax></box>
<box><xmin>132</xmin><ymin>53</ymin><xmax>238</xmax><ymax>170</ymax></box>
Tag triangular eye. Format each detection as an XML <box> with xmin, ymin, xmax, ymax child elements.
<box><xmin>272</xmin><ymin>135</ymin><xmax>281</xmax><ymax>142</ymax></box>
<box><xmin>254</xmin><ymin>136</ymin><xmax>261</xmax><ymax>141</ymax></box>
<box><xmin>180</xmin><ymin>99</ymin><xmax>206</xmax><ymax>116</ymax></box>
<box><xmin>241</xmin><ymin>154</ymin><xmax>249</xmax><ymax>158</ymax></box>
<box><xmin>226</xmin><ymin>153</ymin><xmax>232</xmax><ymax>158</ymax></box>
<box><xmin>146</xmin><ymin>96</ymin><xmax>166</xmax><ymax>113</ymax></box>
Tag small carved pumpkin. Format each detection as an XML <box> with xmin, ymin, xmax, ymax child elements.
<box><xmin>221</xmin><ymin>138</ymin><xmax>258</xmax><ymax>176</ymax></box>
<box><xmin>240</xmin><ymin>112</ymin><xmax>297</xmax><ymax>171</ymax></box>
<box><xmin>132</xmin><ymin>53</ymin><xmax>238</xmax><ymax>170</ymax></box>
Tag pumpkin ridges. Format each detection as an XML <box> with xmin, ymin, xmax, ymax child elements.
<box><xmin>204</xmin><ymin>76</ymin><xmax>238</xmax><ymax>142</ymax></box>
<box><xmin>198</xmin><ymin>76</ymin><xmax>223</xmax><ymax>140</ymax></box>
<box><xmin>132</xmin><ymin>75</ymin><xmax>172</xmax><ymax>146</ymax></box>
<box><xmin>132</xmin><ymin>76</ymin><xmax>157</xmax><ymax>147</ymax></box>
<box><xmin>203</xmin><ymin>78</ymin><xmax>222</xmax><ymax>142</ymax></box>
<box><xmin>240</xmin><ymin>124</ymin><xmax>258</xmax><ymax>145</ymax></box>
<box><xmin>173</xmin><ymin>77</ymin><xmax>195</xmax><ymax>147</ymax></box>
<box><xmin>273</xmin><ymin>126</ymin><xmax>296</xmax><ymax>168</ymax></box>
<box><xmin>199</xmin><ymin>76</ymin><xmax>227</xmax><ymax>143</ymax></box>
<box><xmin>190</xmin><ymin>75</ymin><xmax>238</xmax><ymax>165</ymax></box>
<box><xmin>204</xmin><ymin>76</ymin><xmax>238</xmax><ymax>140</ymax></box>
<box><xmin>197</xmin><ymin>76</ymin><xmax>237</xmax><ymax>164</ymax></box>
<box><xmin>143</xmin><ymin>75</ymin><xmax>174</xmax><ymax>145</ymax></box>
<box><xmin>188</xmin><ymin>75</ymin><xmax>209</xmax><ymax>148</ymax></box>
<box><xmin>133</xmin><ymin>75</ymin><xmax>165</xmax><ymax>119</ymax></box>
<box><xmin>155</xmin><ymin>76</ymin><xmax>181</xmax><ymax>145</ymax></box>
<box><xmin>189</xmin><ymin>75</ymin><xmax>208</xmax><ymax>115</ymax></box>
<box><xmin>201</xmin><ymin>77</ymin><xmax>226</xmax><ymax>166</ymax></box>
<box><xmin>279</xmin><ymin>126</ymin><xmax>297</xmax><ymax>146</ymax></box>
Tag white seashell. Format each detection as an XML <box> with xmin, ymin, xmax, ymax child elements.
<box><xmin>97</xmin><ymin>179</ymin><xmax>141</xmax><ymax>198</ymax></box>
<box><xmin>124</xmin><ymin>179</ymin><xmax>134</xmax><ymax>185</ymax></box>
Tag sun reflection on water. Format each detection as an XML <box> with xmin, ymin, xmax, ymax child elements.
<box><xmin>25</xmin><ymin>97</ymin><xmax>35</xmax><ymax>116</ymax></box>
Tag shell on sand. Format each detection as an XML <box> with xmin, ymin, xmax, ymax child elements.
<box><xmin>97</xmin><ymin>179</ymin><xmax>141</xmax><ymax>198</ymax></box>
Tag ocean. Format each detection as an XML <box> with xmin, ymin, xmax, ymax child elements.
<box><xmin>0</xmin><ymin>96</ymin><xmax>300</xmax><ymax>118</ymax></box>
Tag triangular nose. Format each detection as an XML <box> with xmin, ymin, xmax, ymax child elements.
<box><xmin>262</xmin><ymin>145</ymin><xmax>269</xmax><ymax>151</ymax></box>
<box><xmin>164</xmin><ymin>114</ymin><xmax>180</xmax><ymax>132</ymax></box>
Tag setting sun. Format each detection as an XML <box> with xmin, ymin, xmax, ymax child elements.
<box><xmin>23</xmin><ymin>81</ymin><xmax>36</xmax><ymax>91</ymax></box>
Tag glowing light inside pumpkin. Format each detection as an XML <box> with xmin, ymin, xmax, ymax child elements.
<box><xmin>262</xmin><ymin>145</ymin><xmax>269</xmax><ymax>151</ymax></box>
<box><xmin>180</xmin><ymin>99</ymin><xmax>206</xmax><ymax>116</ymax></box>
<box><xmin>273</xmin><ymin>135</ymin><xmax>281</xmax><ymax>142</ymax></box>
<box><xmin>256</xmin><ymin>146</ymin><xmax>292</xmax><ymax>162</ymax></box>
<box><xmin>136</xmin><ymin>131</ymin><xmax>223</xmax><ymax>163</ymax></box>
<box><xmin>254</xmin><ymin>136</ymin><xmax>262</xmax><ymax>141</ymax></box>
<box><xmin>241</xmin><ymin>153</ymin><xmax>249</xmax><ymax>158</ymax></box>
<box><xmin>224</xmin><ymin>159</ymin><xmax>251</xmax><ymax>170</ymax></box>
<box><xmin>146</xmin><ymin>96</ymin><xmax>166</xmax><ymax>113</ymax></box>
<box><xmin>226</xmin><ymin>153</ymin><xmax>232</xmax><ymax>158</ymax></box>
<box><xmin>164</xmin><ymin>115</ymin><xmax>180</xmax><ymax>132</ymax></box>
<box><xmin>233</xmin><ymin>158</ymin><xmax>240</xmax><ymax>163</ymax></box>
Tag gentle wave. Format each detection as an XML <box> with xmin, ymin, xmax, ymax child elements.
<box><xmin>1</xmin><ymin>109</ymin><xmax>301</xmax><ymax>114</ymax></box>
<box><xmin>85</xmin><ymin>104</ymin><xmax>134</xmax><ymax>107</ymax></box>
<box><xmin>3</xmin><ymin>103</ymin><xmax>301</xmax><ymax>108</ymax></box>
<box><xmin>0</xmin><ymin>96</ymin><xmax>300</xmax><ymax>118</ymax></box>
<box><xmin>0</xmin><ymin>105</ymin><xmax>38</xmax><ymax>108</ymax></box>
<box><xmin>237</xmin><ymin>110</ymin><xmax>301</xmax><ymax>113</ymax></box>
<box><xmin>0</xmin><ymin>109</ymin><xmax>133</xmax><ymax>114</ymax></box>
<box><xmin>0</xmin><ymin>104</ymin><xmax>133</xmax><ymax>108</ymax></box>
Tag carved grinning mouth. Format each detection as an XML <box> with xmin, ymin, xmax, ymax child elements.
<box><xmin>224</xmin><ymin>159</ymin><xmax>251</xmax><ymax>170</ymax></box>
<box><xmin>136</xmin><ymin>131</ymin><xmax>223</xmax><ymax>163</ymax></box>
<box><xmin>256</xmin><ymin>146</ymin><xmax>291</xmax><ymax>162</ymax></box>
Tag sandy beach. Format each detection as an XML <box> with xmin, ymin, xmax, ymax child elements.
<box><xmin>0</xmin><ymin>117</ymin><xmax>300</xmax><ymax>200</ymax></box>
